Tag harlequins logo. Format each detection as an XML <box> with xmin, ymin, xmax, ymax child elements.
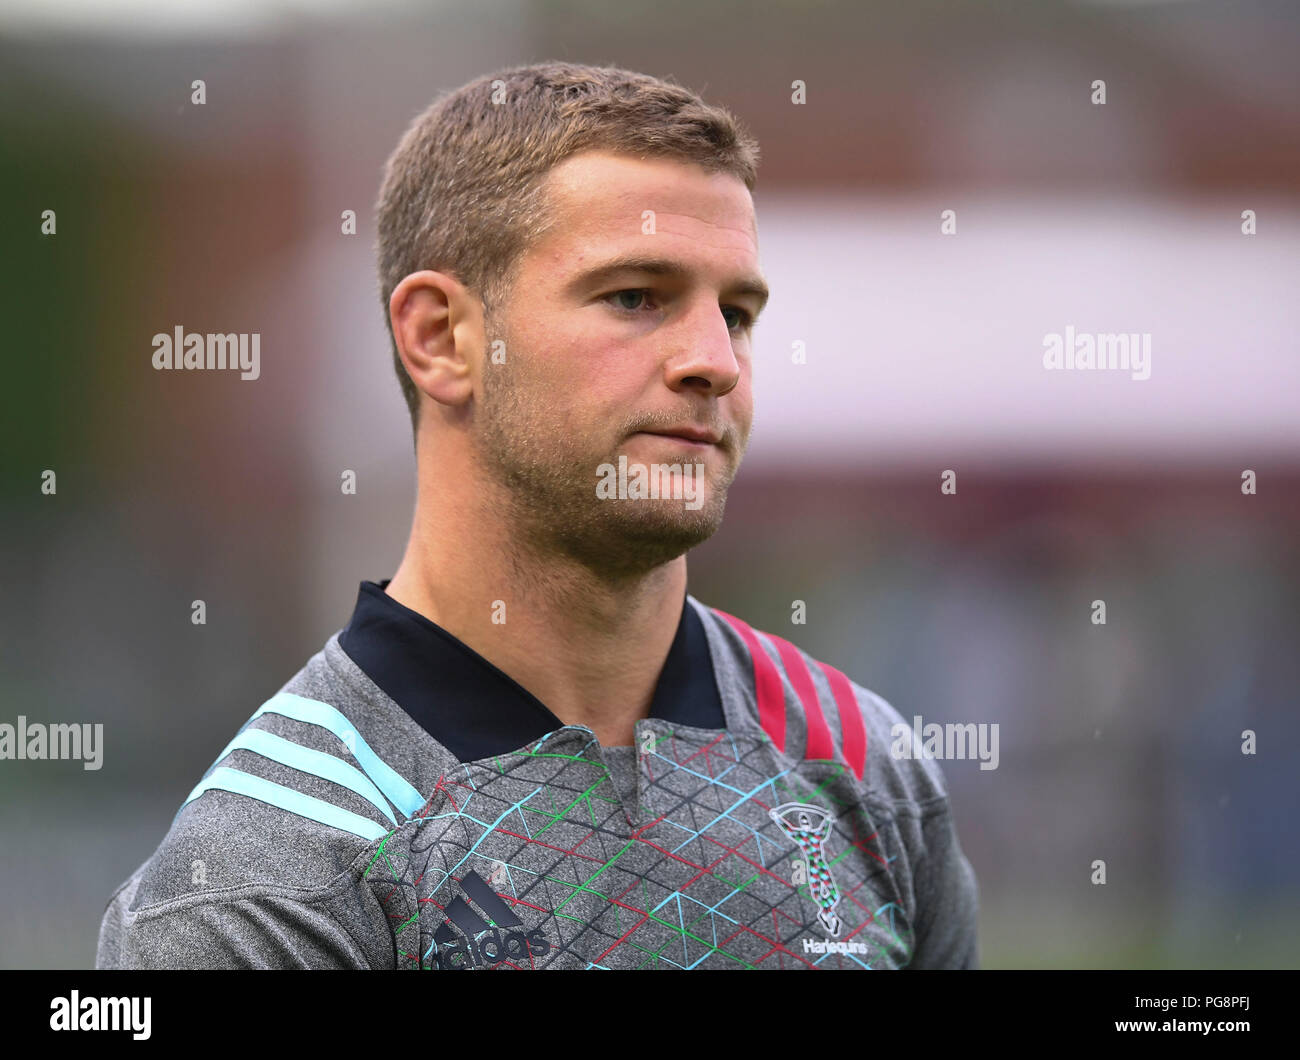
<box><xmin>769</xmin><ymin>802</ymin><xmax>844</xmax><ymax>937</ymax></box>
<box><xmin>431</xmin><ymin>869</ymin><xmax>557</xmax><ymax>970</ymax></box>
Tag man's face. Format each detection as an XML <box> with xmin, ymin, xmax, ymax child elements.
<box><xmin>471</xmin><ymin>149</ymin><xmax>766</xmax><ymax>578</ymax></box>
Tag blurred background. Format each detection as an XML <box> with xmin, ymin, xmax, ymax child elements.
<box><xmin>2</xmin><ymin>0</ymin><xmax>1297</xmax><ymax>968</ymax></box>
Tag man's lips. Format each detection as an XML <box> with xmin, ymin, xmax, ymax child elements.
<box><xmin>635</xmin><ymin>427</ymin><xmax>724</xmax><ymax>447</ymax></box>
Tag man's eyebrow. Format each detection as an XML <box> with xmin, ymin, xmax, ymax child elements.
<box><xmin>566</xmin><ymin>254</ymin><xmax>770</xmax><ymax>312</ymax></box>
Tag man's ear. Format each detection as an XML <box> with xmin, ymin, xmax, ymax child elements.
<box><xmin>389</xmin><ymin>270</ymin><xmax>484</xmax><ymax>408</ymax></box>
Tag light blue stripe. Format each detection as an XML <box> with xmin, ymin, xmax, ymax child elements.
<box><xmin>215</xmin><ymin>728</ymin><xmax>397</xmax><ymax>825</ymax></box>
<box><xmin>182</xmin><ymin>766</ymin><xmax>389</xmax><ymax>841</ymax></box>
<box><xmin>251</xmin><ymin>692</ymin><xmax>425</xmax><ymax>818</ymax></box>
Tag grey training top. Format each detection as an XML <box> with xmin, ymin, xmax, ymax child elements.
<box><xmin>97</xmin><ymin>583</ymin><xmax>979</xmax><ymax>970</ymax></box>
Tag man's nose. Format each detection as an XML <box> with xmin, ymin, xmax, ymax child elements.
<box><xmin>662</xmin><ymin>299</ymin><xmax>742</xmax><ymax>396</ymax></box>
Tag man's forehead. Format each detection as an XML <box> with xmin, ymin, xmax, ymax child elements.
<box><xmin>538</xmin><ymin>150</ymin><xmax>758</xmax><ymax>253</ymax></box>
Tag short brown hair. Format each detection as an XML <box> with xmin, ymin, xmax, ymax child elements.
<box><xmin>373</xmin><ymin>61</ymin><xmax>761</xmax><ymax>434</ymax></box>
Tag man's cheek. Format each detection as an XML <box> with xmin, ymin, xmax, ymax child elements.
<box><xmin>549</xmin><ymin>404</ymin><xmax>597</xmax><ymax>450</ymax></box>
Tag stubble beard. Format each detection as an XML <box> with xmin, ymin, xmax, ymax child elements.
<box><xmin>471</xmin><ymin>344</ymin><xmax>741</xmax><ymax>583</ymax></box>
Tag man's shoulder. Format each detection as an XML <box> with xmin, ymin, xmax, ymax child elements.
<box><xmin>689</xmin><ymin>597</ymin><xmax>951</xmax><ymax>810</ymax></box>
<box><xmin>115</xmin><ymin>636</ymin><xmax>431</xmax><ymax>917</ymax></box>
<box><xmin>95</xmin><ymin>636</ymin><xmax>438</xmax><ymax>967</ymax></box>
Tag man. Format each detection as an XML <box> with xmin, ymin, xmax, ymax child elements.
<box><xmin>97</xmin><ymin>61</ymin><xmax>979</xmax><ymax>970</ymax></box>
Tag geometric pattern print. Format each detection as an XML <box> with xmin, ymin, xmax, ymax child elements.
<box><xmin>365</xmin><ymin>723</ymin><xmax>914</xmax><ymax>969</ymax></box>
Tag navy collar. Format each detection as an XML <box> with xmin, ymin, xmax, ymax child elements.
<box><xmin>338</xmin><ymin>579</ymin><xmax>724</xmax><ymax>761</ymax></box>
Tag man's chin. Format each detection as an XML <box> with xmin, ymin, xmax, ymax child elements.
<box><xmin>615</xmin><ymin>498</ymin><xmax>725</xmax><ymax>547</ymax></box>
<box><xmin>560</xmin><ymin>497</ymin><xmax>729</xmax><ymax>578</ymax></box>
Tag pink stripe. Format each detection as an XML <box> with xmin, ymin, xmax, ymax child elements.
<box><xmin>818</xmin><ymin>661</ymin><xmax>867</xmax><ymax>780</ymax></box>
<box><xmin>713</xmin><ymin>609</ymin><xmax>786</xmax><ymax>753</ymax></box>
<box><xmin>764</xmin><ymin>632</ymin><xmax>835</xmax><ymax>762</ymax></box>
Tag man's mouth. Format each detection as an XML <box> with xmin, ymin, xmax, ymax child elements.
<box><xmin>635</xmin><ymin>426</ymin><xmax>723</xmax><ymax>448</ymax></box>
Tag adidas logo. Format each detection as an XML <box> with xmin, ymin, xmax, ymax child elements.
<box><xmin>431</xmin><ymin>869</ymin><xmax>557</xmax><ymax>970</ymax></box>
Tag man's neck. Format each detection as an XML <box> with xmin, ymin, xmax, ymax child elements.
<box><xmin>385</xmin><ymin>481</ymin><xmax>687</xmax><ymax>749</ymax></box>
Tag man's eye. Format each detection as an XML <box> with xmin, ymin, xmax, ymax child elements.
<box><xmin>721</xmin><ymin>305</ymin><xmax>753</xmax><ymax>331</ymax></box>
<box><xmin>608</xmin><ymin>289</ymin><xmax>650</xmax><ymax>311</ymax></box>
<box><xmin>606</xmin><ymin>290</ymin><xmax>753</xmax><ymax>331</ymax></box>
